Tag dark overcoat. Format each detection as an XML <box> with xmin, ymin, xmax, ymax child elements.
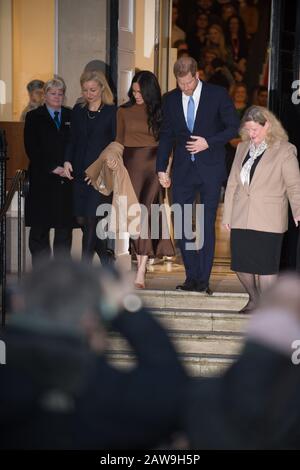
<box><xmin>24</xmin><ymin>105</ymin><xmax>73</xmax><ymax>228</ymax></box>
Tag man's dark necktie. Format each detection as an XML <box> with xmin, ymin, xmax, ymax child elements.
<box><xmin>54</xmin><ymin>111</ymin><xmax>60</xmax><ymax>129</ymax></box>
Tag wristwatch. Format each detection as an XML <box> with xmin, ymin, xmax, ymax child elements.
<box><xmin>100</xmin><ymin>293</ymin><xmax>143</xmax><ymax>321</ymax></box>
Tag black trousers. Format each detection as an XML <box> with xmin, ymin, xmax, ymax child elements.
<box><xmin>78</xmin><ymin>216</ymin><xmax>115</xmax><ymax>265</ymax></box>
<box><xmin>29</xmin><ymin>226</ymin><xmax>72</xmax><ymax>266</ymax></box>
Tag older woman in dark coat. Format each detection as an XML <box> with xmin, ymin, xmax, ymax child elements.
<box><xmin>24</xmin><ymin>78</ymin><xmax>73</xmax><ymax>266</ymax></box>
<box><xmin>64</xmin><ymin>70</ymin><xmax>116</xmax><ymax>264</ymax></box>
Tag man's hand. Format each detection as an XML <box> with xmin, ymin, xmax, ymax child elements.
<box><xmin>158</xmin><ymin>171</ymin><xmax>171</xmax><ymax>188</ymax></box>
<box><xmin>186</xmin><ymin>136</ymin><xmax>209</xmax><ymax>154</ymax></box>
<box><xmin>223</xmin><ymin>223</ymin><xmax>231</xmax><ymax>231</ymax></box>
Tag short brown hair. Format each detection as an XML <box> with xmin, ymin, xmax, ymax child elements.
<box><xmin>173</xmin><ymin>56</ymin><xmax>198</xmax><ymax>78</ymax></box>
<box><xmin>44</xmin><ymin>78</ymin><xmax>66</xmax><ymax>94</ymax></box>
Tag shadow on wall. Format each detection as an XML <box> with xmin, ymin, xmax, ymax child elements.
<box><xmin>84</xmin><ymin>59</ymin><xmax>117</xmax><ymax>102</ymax></box>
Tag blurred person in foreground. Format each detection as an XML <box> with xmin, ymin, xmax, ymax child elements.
<box><xmin>223</xmin><ymin>106</ymin><xmax>300</xmax><ymax>313</ymax></box>
<box><xmin>185</xmin><ymin>273</ymin><xmax>300</xmax><ymax>449</ymax></box>
<box><xmin>0</xmin><ymin>258</ymin><xmax>187</xmax><ymax>450</ymax></box>
<box><xmin>3</xmin><ymin>261</ymin><xmax>300</xmax><ymax>449</ymax></box>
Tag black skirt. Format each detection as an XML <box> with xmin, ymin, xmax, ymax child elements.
<box><xmin>230</xmin><ymin>229</ymin><xmax>284</xmax><ymax>275</ymax></box>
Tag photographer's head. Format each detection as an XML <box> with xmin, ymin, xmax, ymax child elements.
<box><xmin>12</xmin><ymin>257</ymin><xmax>106</xmax><ymax>347</ymax></box>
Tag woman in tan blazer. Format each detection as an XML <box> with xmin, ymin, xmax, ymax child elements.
<box><xmin>223</xmin><ymin>106</ymin><xmax>300</xmax><ymax>312</ymax></box>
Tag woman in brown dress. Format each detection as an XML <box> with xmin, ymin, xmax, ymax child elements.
<box><xmin>110</xmin><ymin>71</ymin><xmax>174</xmax><ymax>288</ymax></box>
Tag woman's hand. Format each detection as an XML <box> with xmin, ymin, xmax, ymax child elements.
<box><xmin>294</xmin><ymin>217</ymin><xmax>300</xmax><ymax>227</ymax></box>
<box><xmin>158</xmin><ymin>171</ymin><xmax>171</xmax><ymax>188</ymax></box>
<box><xmin>52</xmin><ymin>166</ymin><xmax>66</xmax><ymax>177</ymax></box>
<box><xmin>64</xmin><ymin>161</ymin><xmax>73</xmax><ymax>180</ymax></box>
<box><xmin>223</xmin><ymin>223</ymin><xmax>231</xmax><ymax>231</ymax></box>
<box><xmin>106</xmin><ymin>157</ymin><xmax>118</xmax><ymax>170</ymax></box>
<box><xmin>84</xmin><ymin>175</ymin><xmax>92</xmax><ymax>185</ymax></box>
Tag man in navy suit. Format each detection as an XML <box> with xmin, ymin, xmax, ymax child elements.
<box><xmin>157</xmin><ymin>57</ymin><xmax>239</xmax><ymax>292</ymax></box>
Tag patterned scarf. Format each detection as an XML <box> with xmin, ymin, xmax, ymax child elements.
<box><xmin>240</xmin><ymin>140</ymin><xmax>268</xmax><ymax>185</ymax></box>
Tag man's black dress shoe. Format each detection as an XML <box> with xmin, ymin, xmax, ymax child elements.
<box><xmin>176</xmin><ymin>280</ymin><xmax>197</xmax><ymax>291</ymax></box>
<box><xmin>196</xmin><ymin>282</ymin><xmax>213</xmax><ymax>295</ymax></box>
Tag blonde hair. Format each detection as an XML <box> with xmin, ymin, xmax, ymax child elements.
<box><xmin>240</xmin><ymin>105</ymin><xmax>288</xmax><ymax>145</ymax></box>
<box><xmin>80</xmin><ymin>70</ymin><xmax>114</xmax><ymax>105</ymax></box>
<box><xmin>206</xmin><ymin>24</ymin><xmax>228</xmax><ymax>62</ymax></box>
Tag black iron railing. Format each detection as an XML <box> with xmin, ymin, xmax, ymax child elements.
<box><xmin>0</xmin><ymin>129</ymin><xmax>27</xmax><ymax>327</ymax></box>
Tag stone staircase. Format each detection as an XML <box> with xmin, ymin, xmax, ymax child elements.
<box><xmin>106</xmin><ymin>289</ymin><xmax>250</xmax><ymax>377</ymax></box>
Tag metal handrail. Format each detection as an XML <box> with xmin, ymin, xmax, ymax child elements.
<box><xmin>0</xmin><ymin>170</ymin><xmax>26</xmax><ymax>220</ymax></box>
<box><xmin>0</xmin><ymin>169</ymin><xmax>27</xmax><ymax>327</ymax></box>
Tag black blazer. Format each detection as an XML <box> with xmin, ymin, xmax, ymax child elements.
<box><xmin>65</xmin><ymin>103</ymin><xmax>117</xmax><ymax>216</ymax></box>
<box><xmin>157</xmin><ymin>81</ymin><xmax>239</xmax><ymax>185</ymax></box>
<box><xmin>24</xmin><ymin>105</ymin><xmax>73</xmax><ymax>228</ymax></box>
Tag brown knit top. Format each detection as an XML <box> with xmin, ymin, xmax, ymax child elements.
<box><xmin>116</xmin><ymin>103</ymin><xmax>158</xmax><ymax>147</ymax></box>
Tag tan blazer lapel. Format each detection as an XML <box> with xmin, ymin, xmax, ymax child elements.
<box><xmin>248</xmin><ymin>141</ymin><xmax>281</xmax><ymax>190</ymax></box>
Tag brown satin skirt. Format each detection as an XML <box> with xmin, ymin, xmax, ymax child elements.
<box><xmin>123</xmin><ymin>146</ymin><xmax>175</xmax><ymax>257</ymax></box>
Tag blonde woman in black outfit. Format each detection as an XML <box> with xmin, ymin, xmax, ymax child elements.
<box><xmin>64</xmin><ymin>71</ymin><xmax>117</xmax><ymax>264</ymax></box>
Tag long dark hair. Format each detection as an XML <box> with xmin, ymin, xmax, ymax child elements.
<box><xmin>122</xmin><ymin>70</ymin><xmax>162</xmax><ymax>140</ymax></box>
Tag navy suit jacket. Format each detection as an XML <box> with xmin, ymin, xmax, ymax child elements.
<box><xmin>156</xmin><ymin>82</ymin><xmax>239</xmax><ymax>185</ymax></box>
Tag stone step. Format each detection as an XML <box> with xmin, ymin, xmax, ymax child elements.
<box><xmin>106</xmin><ymin>350</ymin><xmax>238</xmax><ymax>377</ymax></box>
<box><xmin>138</xmin><ymin>289</ymin><xmax>248</xmax><ymax>311</ymax></box>
<box><xmin>105</xmin><ymin>291</ymin><xmax>249</xmax><ymax>377</ymax></box>
<box><xmin>107</xmin><ymin>330</ymin><xmax>244</xmax><ymax>356</ymax></box>
<box><xmin>153</xmin><ymin>308</ymin><xmax>249</xmax><ymax>333</ymax></box>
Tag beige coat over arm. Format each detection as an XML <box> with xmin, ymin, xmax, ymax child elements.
<box><xmin>85</xmin><ymin>141</ymin><xmax>141</xmax><ymax>236</ymax></box>
<box><xmin>223</xmin><ymin>140</ymin><xmax>300</xmax><ymax>233</ymax></box>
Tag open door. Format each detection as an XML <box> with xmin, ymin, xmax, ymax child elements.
<box><xmin>118</xmin><ymin>0</ymin><xmax>135</xmax><ymax>105</ymax></box>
